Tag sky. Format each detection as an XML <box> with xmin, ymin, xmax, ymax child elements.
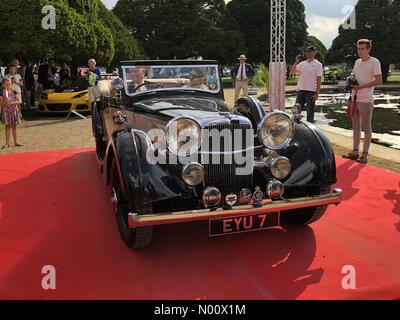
<box><xmin>101</xmin><ymin>0</ymin><xmax>358</xmax><ymax>49</ymax></box>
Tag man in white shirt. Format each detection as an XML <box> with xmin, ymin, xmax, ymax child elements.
<box><xmin>290</xmin><ymin>46</ymin><xmax>323</xmax><ymax>123</ymax></box>
<box><xmin>343</xmin><ymin>39</ymin><xmax>382</xmax><ymax>164</ymax></box>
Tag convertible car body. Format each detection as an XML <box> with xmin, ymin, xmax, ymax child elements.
<box><xmin>91</xmin><ymin>60</ymin><xmax>342</xmax><ymax>249</ymax></box>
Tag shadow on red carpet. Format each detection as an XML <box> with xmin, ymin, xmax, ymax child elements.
<box><xmin>0</xmin><ymin>149</ymin><xmax>399</xmax><ymax>300</ymax></box>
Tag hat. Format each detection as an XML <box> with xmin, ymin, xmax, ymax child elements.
<box><xmin>305</xmin><ymin>46</ymin><xmax>316</xmax><ymax>52</ymax></box>
<box><xmin>238</xmin><ymin>54</ymin><xmax>247</xmax><ymax>60</ymax></box>
<box><xmin>190</xmin><ymin>69</ymin><xmax>204</xmax><ymax>77</ymax></box>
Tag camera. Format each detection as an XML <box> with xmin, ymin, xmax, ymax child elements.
<box><xmin>344</xmin><ymin>76</ymin><xmax>358</xmax><ymax>92</ymax></box>
<box><xmin>80</xmin><ymin>67</ymin><xmax>89</xmax><ymax>77</ymax></box>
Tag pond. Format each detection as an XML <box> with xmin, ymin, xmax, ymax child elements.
<box><xmin>283</xmin><ymin>91</ymin><xmax>400</xmax><ymax>150</ymax></box>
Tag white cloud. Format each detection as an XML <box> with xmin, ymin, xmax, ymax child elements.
<box><xmin>102</xmin><ymin>0</ymin><xmax>117</xmax><ymax>9</ymax></box>
<box><xmin>306</xmin><ymin>15</ymin><xmax>342</xmax><ymax>49</ymax></box>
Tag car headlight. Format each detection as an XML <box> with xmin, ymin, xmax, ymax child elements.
<box><xmin>73</xmin><ymin>92</ymin><xmax>88</xmax><ymax>99</ymax></box>
<box><xmin>270</xmin><ymin>156</ymin><xmax>292</xmax><ymax>180</ymax></box>
<box><xmin>182</xmin><ymin>163</ymin><xmax>204</xmax><ymax>186</ymax></box>
<box><xmin>257</xmin><ymin>111</ymin><xmax>294</xmax><ymax>150</ymax></box>
<box><xmin>167</xmin><ymin>117</ymin><xmax>201</xmax><ymax>156</ymax></box>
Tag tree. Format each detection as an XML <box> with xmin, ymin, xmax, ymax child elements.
<box><xmin>226</xmin><ymin>0</ymin><xmax>308</xmax><ymax>65</ymax></box>
<box><xmin>0</xmin><ymin>0</ymin><xmax>142</xmax><ymax>69</ymax></box>
<box><xmin>306</xmin><ymin>36</ymin><xmax>327</xmax><ymax>64</ymax></box>
<box><xmin>325</xmin><ymin>0</ymin><xmax>400</xmax><ymax>82</ymax></box>
<box><xmin>113</xmin><ymin>0</ymin><xmax>246</xmax><ymax>65</ymax></box>
<box><xmin>97</xmin><ymin>3</ymin><xmax>145</xmax><ymax>68</ymax></box>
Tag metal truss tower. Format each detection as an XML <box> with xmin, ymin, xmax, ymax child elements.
<box><xmin>269</xmin><ymin>0</ymin><xmax>286</xmax><ymax>111</ymax></box>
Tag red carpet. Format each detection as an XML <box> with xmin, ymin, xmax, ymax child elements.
<box><xmin>0</xmin><ymin>148</ymin><xmax>399</xmax><ymax>300</ymax></box>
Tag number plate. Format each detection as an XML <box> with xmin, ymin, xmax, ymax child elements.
<box><xmin>209</xmin><ymin>212</ymin><xmax>280</xmax><ymax>237</ymax></box>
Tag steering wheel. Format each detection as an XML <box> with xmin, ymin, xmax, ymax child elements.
<box><xmin>133</xmin><ymin>81</ymin><xmax>163</xmax><ymax>92</ymax></box>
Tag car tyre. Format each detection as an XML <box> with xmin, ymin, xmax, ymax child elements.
<box><xmin>92</xmin><ymin>102</ymin><xmax>106</xmax><ymax>160</ymax></box>
<box><xmin>111</xmin><ymin>159</ymin><xmax>153</xmax><ymax>249</ymax></box>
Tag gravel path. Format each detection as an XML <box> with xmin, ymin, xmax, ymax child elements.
<box><xmin>0</xmin><ymin>116</ymin><xmax>94</xmax><ymax>155</ymax></box>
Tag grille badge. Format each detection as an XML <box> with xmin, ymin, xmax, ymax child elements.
<box><xmin>252</xmin><ymin>186</ymin><xmax>264</xmax><ymax>207</ymax></box>
<box><xmin>202</xmin><ymin>187</ymin><xmax>222</xmax><ymax>208</ymax></box>
<box><xmin>225</xmin><ymin>193</ymin><xmax>238</xmax><ymax>207</ymax></box>
<box><xmin>239</xmin><ymin>188</ymin><xmax>252</xmax><ymax>204</ymax></box>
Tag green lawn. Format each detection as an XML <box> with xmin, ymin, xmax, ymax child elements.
<box><xmin>387</xmin><ymin>75</ymin><xmax>400</xmax><ymax>84</ymax></box>
<box><xmin>388</xmin><ymin>75</ymin><xmax>400</xmax><ymax>80</ymax></box>
<box><xmin>286</xmin><ymin>77</ymin><xmax>298</xmax><ymax>85</ymax></box>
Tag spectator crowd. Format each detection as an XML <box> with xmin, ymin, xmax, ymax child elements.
<box><xmin>0</xmin><ymin>57</ymin><xmax>75</xmax><ymax>111</ymax></box>
<box><xmin>0</xmin><ymin>57</ymin><xmax>103</xmax><ymax>149</ymax></box>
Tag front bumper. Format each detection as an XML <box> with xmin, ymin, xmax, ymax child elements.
<box><xmin>128</xmin><ymin>188</ymin><xmax>342</xmax><ymax>228</ymax></box>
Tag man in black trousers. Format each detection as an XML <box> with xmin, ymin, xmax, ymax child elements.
<box><xmin>24</xmin><ymin>60</ymin><xmax>36</xmax><ymax>110</ymax></box>
<box><xmin>289</xmin><ymin>46</ymin><xmax>323</xmax><ymax>123</ymax></box>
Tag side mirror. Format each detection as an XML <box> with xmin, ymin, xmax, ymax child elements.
<box><xmin>112</xmin><ymin>78</ymin><xmax>125</xmax><ymax>91</ymax></box>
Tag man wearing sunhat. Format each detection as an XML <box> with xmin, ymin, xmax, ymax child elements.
<box><xmin>231</xmin><ymin>54</ymin><xmax>255</xmax><ymax>102</ymax></box>
<box><xmin>184</xmin><ymin>69</ymin><xmax>208</xmax><ymax>89</ymax></box>
<box><xmin>289</xmin><ymin>46</ymin><xmax>323</xmax><ymax>123</ymax></box>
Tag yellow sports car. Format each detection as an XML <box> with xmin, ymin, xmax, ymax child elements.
<box><xmin>38</xmin><ymin>77</ymin><xmax>90</xmax><ymax>113</ymax></box>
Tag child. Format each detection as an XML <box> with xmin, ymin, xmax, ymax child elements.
<box><xmin>0</xmin><ymin>78</ymin><xmax>22</xmax><ymax>149</ymax></box>
<box><xmin>6</xmin><ymin>66</ymin><xmax>23</xmax><ymax>96</ymax></box>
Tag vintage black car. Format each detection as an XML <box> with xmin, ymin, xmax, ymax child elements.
<box><xmin>91</xmin><ymin>60</ymin><xmax>342</xmax><ymax>249</ymax></box>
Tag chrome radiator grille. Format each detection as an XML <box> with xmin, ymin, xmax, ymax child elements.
<box><xmin>202</xmin><ymin>122</ymin><xmax>253</xmax><ymax>207</ymax></box>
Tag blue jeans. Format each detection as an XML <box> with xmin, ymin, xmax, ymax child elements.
<box><xmin>296</xmin><ymin>90</ymin><xmax>316</xmax><ymax>122</ymax></box>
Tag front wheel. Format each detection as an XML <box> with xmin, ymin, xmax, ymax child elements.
<box><xmin>282</xmin><ymin>187</ymin><xmax>330</xmax><ymax>225</ymax></box>
<box><xmin>116</xmin><ymin>205</ymin><xmax>153</xmax><ymax>249</ymax></box>
<box><xmin>111</xmin><ymin>160</ymin><xmax>153</xmax><ymax>249</ymax></box>
<box><xmin>92</xmin><ymin>102</ymin><xmax>106</xmax><ymax>160</ymax></box>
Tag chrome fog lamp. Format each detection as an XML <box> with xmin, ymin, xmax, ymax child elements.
<box><xmin>257</xmin><ymin>111</ymin><xmax>294</xmax><ymax>150</ymax></box>
<box><xmin>166</xmin><ymin>117</ymin><xmax>201</xmax><ymax>156</ymax></box>
<box><xmin>267</xmin><ymin>180</ymin><xmax>285</xmax><ymax>199</ymax></box>
<box><xmin>182</xmin><ymin>163</ymin><xmax>204</xmax><ymax>187</ymax></box>
<box><xmin>270</xmin><ymin>156</ymin><xmax>292</xmax><ymax>180</ymax></box>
